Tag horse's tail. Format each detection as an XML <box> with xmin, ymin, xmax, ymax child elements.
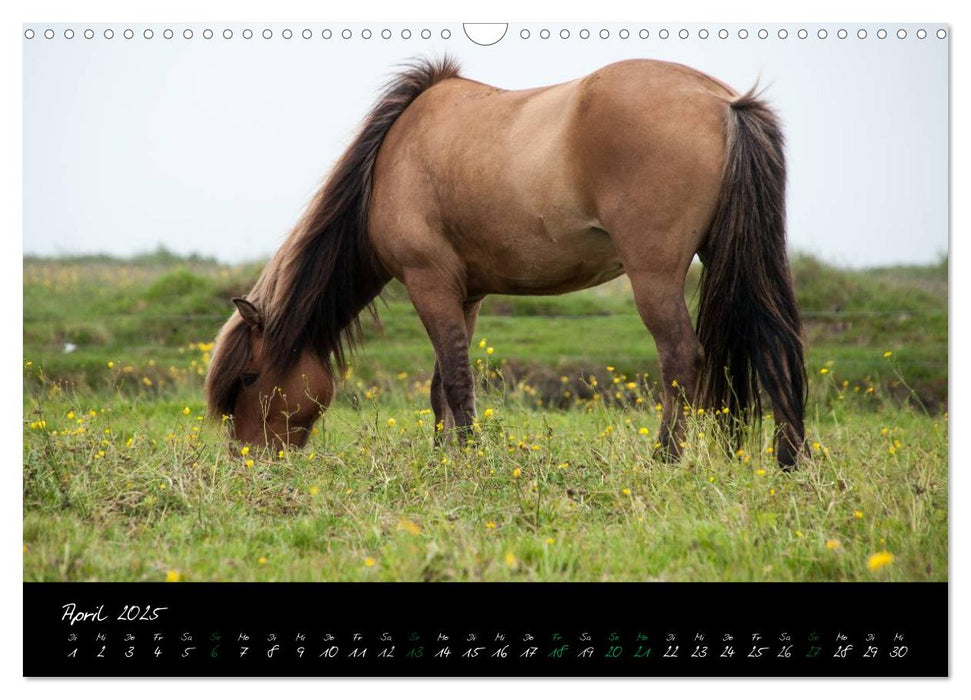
<box><xmin>261</xmin><ymin>56</ymin><xmax>461</xmax><ymax>373</ymax></box>
<box><xmin>696</xmin><ymin>89</ymin><xmax>807</xmax><ymax>467</ymax></box>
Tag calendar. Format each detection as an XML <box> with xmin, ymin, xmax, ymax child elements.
<box><xmin>22</xmin><ymin>21</ymin><xmax>949</xmax><ymax>679</ymax></box>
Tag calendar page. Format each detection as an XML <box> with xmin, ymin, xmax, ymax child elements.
<box><xmin>21</xmin><ymin>20</ymin><xmax>948</xmax><ymax>677</ymax></box>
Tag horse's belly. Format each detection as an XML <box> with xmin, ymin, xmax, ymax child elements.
<box><xmin>466</xmin><ymin>226</ymin><xmax>624</xmax><ymax>296</ymax></box>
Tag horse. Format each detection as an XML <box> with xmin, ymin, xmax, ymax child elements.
<box><xmin>205</xmin><ymin>56</ymin><xmax>807</xmax><ymax>468</ymax></box>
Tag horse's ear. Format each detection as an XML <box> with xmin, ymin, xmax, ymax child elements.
<box><xmin>232</xmin><ymin>297</ymin><xmax>264</xmax><ymax>331</ymax></box>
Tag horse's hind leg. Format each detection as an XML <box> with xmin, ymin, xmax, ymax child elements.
<box><xmin>627</xmin><ymin>272</ymin><xmax>704</xmax><ymax>460</ymax></box>
<box><xmin>430</xmin><ymin>300</ymin><xmax>482</xmax><ymax>444</ymax></box>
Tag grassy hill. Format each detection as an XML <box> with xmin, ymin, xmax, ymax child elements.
<box><xmin>23</xmin><ymin>251</ymin><xmax>948</xmax><ymax>411</ymax></box>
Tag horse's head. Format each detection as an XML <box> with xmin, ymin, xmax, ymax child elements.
<box><xmin>206</xmin><ymin>297</ymin><xmax>334</xmax><ymax>450</ymax></box>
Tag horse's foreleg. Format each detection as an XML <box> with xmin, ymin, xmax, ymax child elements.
<box><xmin>408</xmin><ymin>281</ymin><xmax>478</xmax><ymax>443</ymax></box>
<box><xmin>429</xmin><ymin>299</ymin><xmax>482</xmax><ymax>445</ymax></box>
<box><xmin>629</xmin><ymin>276</ymin><xmax>704</xmax><ymax>461</ymax></box>
<box><xmin>430</xmin><ymin>361</ymin><xmax>453</xmax><ymax>446</ymax></box>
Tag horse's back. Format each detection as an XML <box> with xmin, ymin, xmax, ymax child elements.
<box><xmin>369</xmin><ymin>59</ymin><xmax>737</xmax><ymax>294</ymax></box>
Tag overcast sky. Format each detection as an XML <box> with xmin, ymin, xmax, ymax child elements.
<box><xmin>23</xmin><ymin>22</ymin><xmax>948</xmax><ymax>268</ymax></box>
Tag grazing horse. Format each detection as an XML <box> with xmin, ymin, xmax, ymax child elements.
<box><xmin>205</xmin><ymin>57</ymin><xmax>807</xmax><ymax>468</ymax></box>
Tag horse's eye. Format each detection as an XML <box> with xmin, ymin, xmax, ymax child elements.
<box><xmin>241</xmin><ymin>373</ymin><xmax>259</xmax><ymax>387</ymax></box>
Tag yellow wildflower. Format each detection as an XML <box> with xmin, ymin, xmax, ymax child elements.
<box><xmin>387</xmin><ymin>417</ymin><xmax>396</xmax><ymax>428</ymax></box>
<box><xmin>398</xmin><ymin>518</ymin><xmax>422</xmax><ymax>535</ymax></box>
<box><xmin>825</xmin><ymin>539</ymin><xmax>841</xmax><ymax>550</ymax></box>
<box><xmin>166</xmin><ymin>570</ymin><xmax>182</xmax><ymax>582</ymax></box>
<box><xmin>867</xmin><ymin>551</ymin><xmax>895</xmax><ymax>571</ymax></box>
<box><xmin>364</xmin><ymin>557</ymin><xmax>376</xmax><ymax>567</ymax></box>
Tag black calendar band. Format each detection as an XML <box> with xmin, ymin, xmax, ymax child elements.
<box><xmin>23</xmin><ymin>582</ymin><xmax>947</xmax><ymax>677</ymax></box>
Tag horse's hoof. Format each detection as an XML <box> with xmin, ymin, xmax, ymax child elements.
<box><xmin>775</xmin><ymin>442</ymin><xmax>808</xmax><ymax>472</ymax></box>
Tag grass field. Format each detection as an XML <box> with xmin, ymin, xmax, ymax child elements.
<box><xmin>22</xmin><ymin>252</ymin><xmax>948</xmax><ymax>582</ymax></box>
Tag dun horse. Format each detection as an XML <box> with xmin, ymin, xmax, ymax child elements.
<box><xmin>206</xmin><ymin>57</ymin><xmax>807</xmax><ymax>468</ymax></box>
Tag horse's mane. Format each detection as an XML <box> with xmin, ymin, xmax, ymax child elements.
<box><xmin>206</xmin><ymin>56</ymin><xmax>461</xmax><ymax>418</ymax></box>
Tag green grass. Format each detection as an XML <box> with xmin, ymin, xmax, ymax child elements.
<box><xmin>22</xmin><ymin>254</ymin><xmax>948</xmax><ymax>582</ymax></box>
